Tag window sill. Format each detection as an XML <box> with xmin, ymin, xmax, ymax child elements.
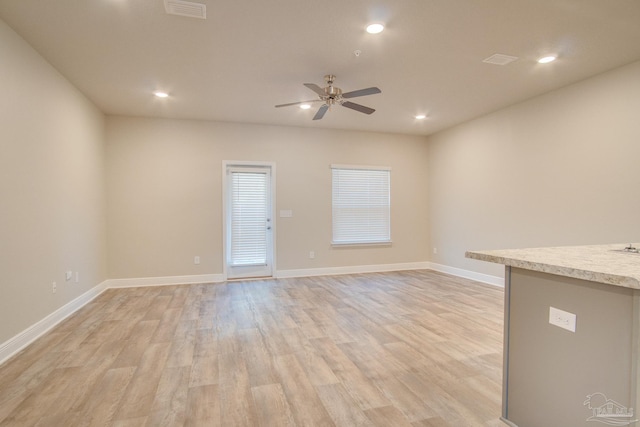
<box><xmin>331</xmin><ymin>241</ymin><xmax>392</xmax><ymax>248</ymax></box>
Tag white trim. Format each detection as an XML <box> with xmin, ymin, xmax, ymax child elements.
<box><xmin>427</xmin><ymin>262</ymin><xmax>504</xmax><ymax>287</ymax></box>
<box><xmin>104</xmin><ymin>264</ymin><xmax>503</xmax><ymax>287</ymax></box>
<box><xmin>0</xmin><ymin>280</ymin><xmax>109</xmax><ymax>366</ymax></box>
<box><xmin>330</xmin><ymin>164</ymin><xmax>391</xmax><ymax>171</ymax></box>
<box><xmin>106</xmin><ymin>273</ymin><xmax>225</xmax><ymax>288</ymax></box>
<box><xmin>276</xmin><ymin>262</ymin><xmax>431</xmax><ymax>279</ymax></box>
<box><xmin>0</xmin><ymin>262</ymin><xmax>501</xmax><ymax>367</ymax></box>
<box><xmin>331</xmin><ymin>241</ymin><xmax>392</xmax><ymax>247</ymax></box>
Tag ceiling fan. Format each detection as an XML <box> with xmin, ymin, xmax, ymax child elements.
<box><xmin>275</xmin><ymin>75</ymin><xmax>381</xmax><ymax>120</ymax></box>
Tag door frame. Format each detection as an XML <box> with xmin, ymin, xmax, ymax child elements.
<box><xmin>222</xmin><ymin>160</ymin><xmax>276</xmax><ymax>280</ymax></box>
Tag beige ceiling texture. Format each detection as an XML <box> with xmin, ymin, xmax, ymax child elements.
<box><xmin>1</xmin><ymin>0</ymin><xmax>640</xmax><ymax>136</ymax></box>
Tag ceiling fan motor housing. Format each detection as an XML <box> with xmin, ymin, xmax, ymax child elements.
<box><xmin>323</xmin><ymin>75</ymin><xmax>342</xmax><ymax>103</ymax></box>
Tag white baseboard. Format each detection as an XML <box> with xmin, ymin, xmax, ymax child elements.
<box><xmin>106</xmin><ymin>273</ymin><xmax>226</xmax><ymax>288</ymax></box>
<box><xmin>0</xmin><ymin>262</ymin><xmax>500</xmax><ymax>367</ymax></box>
<box><xmin>275</xmin><ymin>261</ymin><xmax>432</xmax><ymax>279</ymax></box>
<box><xmin>427</xmin><ymin>262</ymin><xmax>504</xmax><ymax>287</ymax></box>
<box><xmin>103</xmin><ymin>262</ymin><xmax>497</xmax><ymax>288</ymax></box>
<box><xmin>0</xmin><ymin>280</ymin><xmax>109</xmax><ymax>366</ymax></box>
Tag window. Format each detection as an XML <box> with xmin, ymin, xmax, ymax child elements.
<box><xmin>331</xmin><ymin>165</ymin><xmax>391</xmax><ymax>245</ymax></box>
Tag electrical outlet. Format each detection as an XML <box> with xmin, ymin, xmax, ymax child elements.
<box><xmin>309</xmin><ymin>251</ymin><xmax>315</xmax><ymax>259</ymax></box>
<box><xmin>549</xmin><ymin>306</ymin><xmax>576</xmax><ymax>332</ymax></box>
<box><xmin>66</xmin><ymin>271</ymin><xmax>72</xmax><ymax>281</ymax></box>
<box><xmin>194</xmin><ymin>256</ymin><xmax>200</xmax><ymax>265</ymax></box>
<box><xmin>52</xmin><ymin>282</ymin><xmax>57</xmax><ymax>293</ymax></box>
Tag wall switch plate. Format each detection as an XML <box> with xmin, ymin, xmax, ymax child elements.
<box><xmin>66</xmin><ymin>271</ymin><xmax>73</xmax><ymax>281</ymax></box>
<box><xmin>309</xmin><ymin>251</ymin><xmax>315</xmax><ymax>259</ymax></box>
<box><xmin>194</xmin><ymin>256</ymin><xmax>200</xmax><ymax>265</ymax></box>
<box><xmin>549</xmin><ymin>306</ymin><xmax>576</xmax><ymax>332</ymax></box>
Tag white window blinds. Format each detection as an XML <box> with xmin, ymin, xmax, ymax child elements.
<box><xmin>229</xmin><ymin>170</ymin><xmax>268</xmax><ymax>266</ymax></box>
<box><xmin>331</xmin><ymin>165</ymin><xmax>391</xmax><ymax>245</ymax></box>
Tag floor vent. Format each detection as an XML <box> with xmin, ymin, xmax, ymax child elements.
<box><xmin>164</xmin><ymin>0</ymin><xmax>207</xmax><ymax>19</ymax></box>
<box><xmin>482</xmin><ymin>53</ymin><xmax>518</xmax><ymax>65</ymax></box>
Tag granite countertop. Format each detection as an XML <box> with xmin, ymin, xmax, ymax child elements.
<box><xmin>466</xmin><ymin>243</ymin><xmax>640</xmax><ymax>289</ymax></box>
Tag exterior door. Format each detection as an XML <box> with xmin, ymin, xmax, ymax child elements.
<box><xmin>225</xmin><ymin>164</ymin><xmax>274</xmax><ymax>279</ymax></box>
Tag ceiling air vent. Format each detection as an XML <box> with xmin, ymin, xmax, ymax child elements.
<box><xmin>482</xmin><ymin>53</ymin><xmax>518</xmax><ymax>65</ymax></box>
<box><xmin>164</xmin><ymin>0</ymin><xmax>207</xmax><ymax>19</ymax></box>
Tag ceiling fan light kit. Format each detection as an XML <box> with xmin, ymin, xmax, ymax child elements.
<box><xmin>275</xmin><ymin>74</ymin><xmax>381</xmax><ymax>120</ymax></box>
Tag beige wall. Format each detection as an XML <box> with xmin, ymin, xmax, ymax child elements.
<box><xmin>106</xmin><ymin>117</ymin><xmax>430</xmax><ymax>279</ymax></box>
<box><xmin>4</xmin><ymin>5</ymin><xmax>639</xmax><ymax>349</ymax></box>
<box><xmin>0</xmin><ymin>20</ymin><xmax>107</xmax><ymax>343</ymax></box>
<box><xmin>427</xmin><ymin>60</ymin><xmax>640</xmax><ymax>278</ymax></box>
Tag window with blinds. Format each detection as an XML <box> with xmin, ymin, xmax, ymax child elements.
<box><xmin>229</xmin><ymin>170</ymin><xmax>268</xmax><ymax>266</ymax></box>
<box><xmin>331</xmin><ymin>165</ymin><xmax>391</xmax><ymax>245</ymax></box>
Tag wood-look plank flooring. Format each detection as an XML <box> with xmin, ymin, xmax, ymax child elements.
<box><xmin>0</xmin><ymin>270</ymin><xmax>505</xmax><ymax>426</ymax></box>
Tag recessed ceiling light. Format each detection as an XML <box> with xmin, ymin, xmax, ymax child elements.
<box><xmin>538</xmin><ymin>55</ymin><xmax>557</xmax><ymax>64</ymax></box>
<box><xmin>415</xmin><ymin>114</ymin><xmax>427</xmax><ymax>120</ymax></box>
<box><xmin>299</xmin><ymin>104</ymin><xmax>311</xmax><ymax>110</ymax></box>
<box><xmin>366</xmin><ymin>23</ymin><xmax>384</xmax><ymax>34</ymax></box>
<box><xmin>154</xmin><ymin>91</ymin><xmax>169</xmax><ymax>98</ymax></box>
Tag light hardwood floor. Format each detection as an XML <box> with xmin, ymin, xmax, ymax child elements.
<box><xmin>0</xmin><ymin>270</ymin><xmax>505</xmax><ymax>426</ymax></box>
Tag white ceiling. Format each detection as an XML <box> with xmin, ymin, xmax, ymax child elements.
<box><xmin>1</xmin><ymin>0</ymin><xmax>640</xmax><ymax>136</ymax></box>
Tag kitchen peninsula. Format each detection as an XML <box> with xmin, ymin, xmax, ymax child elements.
<box><xmin>466</xmin><ymin>244</ymin><xmax>640</xmax><ymax>427</ymax></box>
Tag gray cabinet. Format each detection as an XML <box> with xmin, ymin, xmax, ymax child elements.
<box><xmin>502</xmin><ymin>267</ymin><xmax>637</xmax><ymax>427</ymax></box>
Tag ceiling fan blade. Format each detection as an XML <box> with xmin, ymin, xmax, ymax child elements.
<box><xmin>341</xmin><ymin>101</ymin><xmax>375</xmax><ymax>115</ymax></box>
<box><xmin>304</xmin><ymin>83</ymin><xmax>326</xmax><ymax>96</ymax></box>
<box><xmin>313</xmin><ymin>104</ymin><xmax>329</xmax><ymax>120</ymax></box>
<box><xmin>275</xmin><ymin>100</ymin><xmax>322</xmax><ymax>108</ymax></box>
<box><xmin>342</xmin><ymin>87</ymin><xmax>381</xmax><ymax>99</ymax></box>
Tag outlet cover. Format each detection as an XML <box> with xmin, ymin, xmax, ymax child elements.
<box><xmin>549</xmin><ymin>306</ymin><xmax>576</xmax><ymax>332</ymax></box>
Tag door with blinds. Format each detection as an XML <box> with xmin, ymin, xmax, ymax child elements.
<box><xmin>225</xmin><ymin>164</ymin><xmax>274</xmax><ymax>279</ymax></box>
